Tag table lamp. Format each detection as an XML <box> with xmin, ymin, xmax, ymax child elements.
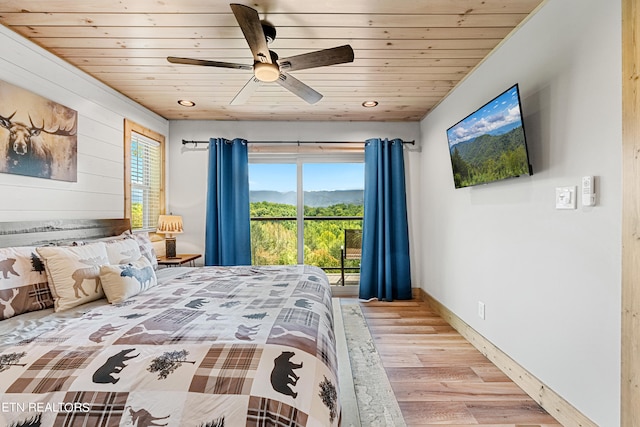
<box><xmin>156</xmin><ymin>214</ymin><xmax>183</xmax><ymax>258</ymax></box>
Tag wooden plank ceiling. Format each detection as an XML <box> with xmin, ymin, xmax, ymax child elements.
<box><xmin>0</xmin><ymin>1</ymin><xmax>545</xmax><ymax>121</ymax></box>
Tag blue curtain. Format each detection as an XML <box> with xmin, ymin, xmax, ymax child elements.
<box><xmin>359</xmin><ymin>138</ymin><xmax>412</xmax><ymax>301</ymax></box>
<box><xmin>204</xmin><ymin>138</ymin><xmax>251</xmax><ymax>266</ymax></box>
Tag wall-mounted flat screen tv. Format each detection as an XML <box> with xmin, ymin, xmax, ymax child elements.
<box><xmin>446</xmin><ymin>84</ymin><xmax>532</xmax><ymax>188</ymax></box>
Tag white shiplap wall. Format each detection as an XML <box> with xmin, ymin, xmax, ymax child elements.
<box><xmin>0</xmin><ymin>25</ymin><xmax>168</xmax><ymax>222</ymax></box>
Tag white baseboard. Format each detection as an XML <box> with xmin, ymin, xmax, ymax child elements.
<box><xmin>417</xmin><ymin>288</ymin><xmax>596</xmax><ymax>427</ymax></box>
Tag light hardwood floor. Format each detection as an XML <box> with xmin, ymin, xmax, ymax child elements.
<box><xmin>342</xmin><ymin>298</ymin><xmax>563</xmax><ymax>426</ymax></box>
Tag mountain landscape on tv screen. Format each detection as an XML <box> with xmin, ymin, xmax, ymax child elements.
<box><xmin>449</xmin><ymin>124</ymin><xmax>529</xmax><ymax>188</ymax></box>
<box><xmin>446</xmin><ymin>84</ymin><xmax>532</xmax><ymax>188</ymax></box>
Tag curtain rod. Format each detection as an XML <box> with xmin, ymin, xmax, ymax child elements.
<box><xmin>181</xmin><ymin>139</ymin><xmax>415</xmax><ymax>146</ymax></box>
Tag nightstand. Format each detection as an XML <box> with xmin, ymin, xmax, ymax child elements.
<box><xmin>157</xmin><ymin>254</ymin><xmax>201</xmax><ymax>267</ymax></box>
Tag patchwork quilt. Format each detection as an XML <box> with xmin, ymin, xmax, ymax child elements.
<box><xmin>0</xmin><ymin>265</ymin><xmax>339</xmax><ymax>427</ymax></box>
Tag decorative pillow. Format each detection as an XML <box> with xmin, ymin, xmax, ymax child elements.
<box><xmin>100</xmin><ymin>256</ymin><xmax>157</xmax><ymax>303</ymax></box>
<box><xmin>0</xmin><ymin>246</ymin><xmax>53</xmax><ymax>320</ymax></box>
<box><xmin>132</xmin><ymin>232</ymin><xmax>158</xmax><ymax>270</ymax></box>
<box><xmin>37</xmin><ymin>242</ymin><xmax>109</xmax><ymax>312</ymax></box>
<box><xmin>105</xmin><ymin>237</ymin><xmax>142</xmax><ymax>265</ymax></box>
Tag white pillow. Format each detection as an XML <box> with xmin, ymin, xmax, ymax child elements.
<box><xmin>100</xmin><ymin>256</ymin><xmax>157</xmax><ymax>304</ymax></box>
<box><xmin>37</xmin><ymin>242</ymin><xmax>109</xmax><ymax>312</ymax></box>
<box><xmin>105</xmin><ymin>237</ymin><xmax>142</xmax><ymax>265</ymax></box>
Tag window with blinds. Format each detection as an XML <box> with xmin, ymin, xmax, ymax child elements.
<box><xmin>124</xmin><ymin>119</ymin><xmax>165</xmax><ymax>232</ymax></box>
<box><xmin>130</xmin><ymin>132</ymin><xmax>161</xmax><ymax>230</ymax></box>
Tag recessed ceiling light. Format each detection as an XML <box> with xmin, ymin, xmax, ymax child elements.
<box><xmin>178</xmin><ymin>99</ymin><xmax>196</xmax><ymax>107</ymax></box>
<box><xmin>362</xmin><ymin>100</ymin><xmax>378</xmax><ymax>108</ymax></box>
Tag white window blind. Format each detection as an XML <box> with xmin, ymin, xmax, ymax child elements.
<box><xmin>130</xmin><ymin>131</ymin><xmax>161</xmax><ymax>231</ymax></box>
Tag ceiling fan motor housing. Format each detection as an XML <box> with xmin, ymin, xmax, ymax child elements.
<box><xmin>253</xmin><ymin>50</ymin><xmax>280</xmax><ymax>82</ymax></box>
<box><xmin>261</xmin><ymin>20</ymin><xmax>276</xmax><ymax>43</ymax></box>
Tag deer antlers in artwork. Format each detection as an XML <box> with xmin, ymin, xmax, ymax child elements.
<box><xmin>28</xmin><ymin>115</ymin><xmax>77</xmax><ymax>137</ymax></box>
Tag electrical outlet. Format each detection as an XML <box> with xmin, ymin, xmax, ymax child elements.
<box><xmin>478</xmin><ymin>301</ymin><xmax>486</xmax><ymax>320</ymax></box>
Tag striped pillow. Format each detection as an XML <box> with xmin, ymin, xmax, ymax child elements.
<box><xmin>132</xmin><ymin>232</ymin><xmax>158</xmax><ymax>270</ymax></box>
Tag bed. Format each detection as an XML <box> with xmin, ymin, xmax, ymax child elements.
<box><xmin>0</xmin><ymin>219</ymin><xmax>339</xmax><ymax>427</ymax></box>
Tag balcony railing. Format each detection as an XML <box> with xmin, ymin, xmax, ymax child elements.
<box><xmin>251</xmin><ymin>216</ymin><xmax>363</xmax><ymax>221</ymax></box>
<box><xmin>250</xmin><ymin>216</ymin><xmax>362</xmax><ymax>285</ymax></box>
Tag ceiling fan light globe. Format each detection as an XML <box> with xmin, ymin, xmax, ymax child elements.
<box><xmin>254</xmin><ymin>62</ymin><xmax>280</xmax><ymax>82</ymax></box>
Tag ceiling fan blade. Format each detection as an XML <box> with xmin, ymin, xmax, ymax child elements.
<box><xmin>276</xmin><ymin>72</ymin><xmax>322</xmax><ymax>104</ymax></box>
<box><xmin>230</xmin><ymin>77</ymin><xmax>261</xmax><ymax>105</ymax></box>
<box><xmin>278</xmin><ymin>45</ymin><xmax>354</xmax><ymax>72</ymax></box>
<box><xmin>167</xmin><ymin>56</ymin><xmax>252</xmax><ymax>71</ymax></box>
<box><xmin>230</xmin><ymin>3</ymin><xmax>272</xmax><ymax>64</ymax></box>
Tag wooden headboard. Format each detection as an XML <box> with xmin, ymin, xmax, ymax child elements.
<box><xmin>0</xmin><ymin>218</ymin><xmax>131</xmax><ymax>248</ymax></box>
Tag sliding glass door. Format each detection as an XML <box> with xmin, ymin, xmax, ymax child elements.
<box><xmin>302</xmin><ymin>163</ymin><xmax>363</xmax><ymax>280</ymax></box>
<box><xmin>249</xmin><ymin>163</ymin><xmax>297</xmax><ymax>265</ymax></box>
<box><xmin>249</xmin><ymin>154</ymin><xmax>364</xmax><ymax>283</ymax></box>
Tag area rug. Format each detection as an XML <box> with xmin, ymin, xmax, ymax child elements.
<box><xmin>334</xmin><ymin>301</ymin><xmax>407</xmax><ymax>427</ymax></box>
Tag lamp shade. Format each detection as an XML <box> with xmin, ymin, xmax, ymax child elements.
<box><xmin>157</xmin><ymin>215</ymin><xmax>183</xmax><ymax>235</ymax></box>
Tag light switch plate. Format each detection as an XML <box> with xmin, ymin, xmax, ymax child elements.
<box><xmin>556</xmin><ymin>186</ymin><xmax>577</xmax><ymax>209</ymax></box>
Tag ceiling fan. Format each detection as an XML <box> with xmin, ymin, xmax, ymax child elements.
<box><xmin>167</xmin><ymin>3</ymin><xmax>354</xmax><ymax>105</ymax></box>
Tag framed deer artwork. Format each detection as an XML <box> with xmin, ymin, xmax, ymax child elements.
<box><xmin>0</xmin><ymin>79</ymin><xmax>78</xmax><ymax>182</ymax></box>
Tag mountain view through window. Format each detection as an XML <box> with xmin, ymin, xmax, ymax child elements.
<box><xmin>249</xmin><ymin>162</ymin><xmax>364</xmax><ymax>284</ymax></box>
